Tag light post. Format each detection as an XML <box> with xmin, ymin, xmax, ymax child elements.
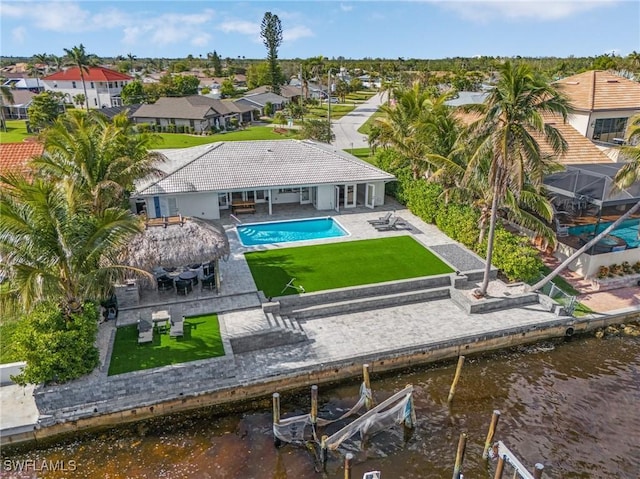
<box><xmin>327</xmin><ymin>68</ymin><xmax>334</xmax><ymax>144</ymax></box>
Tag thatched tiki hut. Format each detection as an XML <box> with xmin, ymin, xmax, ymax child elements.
<box><xmin>120</xmin><ymin>217</ymin><xmax>230</xmax><ymax>291</ymax></box>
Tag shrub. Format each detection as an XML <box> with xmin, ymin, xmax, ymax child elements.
<box><xmin>489</xmin><ymin>228</ymin><xmax>543</xmax><ymax>282</ymax></box>
<box><xmin>633</xmin><ymin>261</ymin><xmax>640</xmax><ymax>273</ymax></box>
<box><xmin>11</xmin><ymin>302</ymin><xmax>100</xmax><ymax>386</ymax></box>
<box><xmin>598</xmin><ymin>266</ymin><xmax>610</xmax><ymax>278</ymax></box>
<box><xmin>622</xmin><ymin>261</ymin><xmax>633</xmax><ymax>274</ymax></box>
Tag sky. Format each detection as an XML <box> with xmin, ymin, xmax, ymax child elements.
<box><xmin>1</xmin><ymin>0</ymin><xmax>639</xmax><ymax>60</ymax></box>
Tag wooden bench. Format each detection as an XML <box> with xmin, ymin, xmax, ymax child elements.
<box><xmin>233</xmin><ymin>206</ymin><xmax>256</xmax><ymax>214</ymax></box>
<box><xmin>144</xmin><ymin>214</ymin><xmax>186</xmax><ymax>228</ymax></box>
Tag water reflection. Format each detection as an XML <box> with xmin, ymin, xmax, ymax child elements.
<box><xmin>2</xmin><ymin>335</ymin><xmax>639</xmax><ymax>479</ymax></box>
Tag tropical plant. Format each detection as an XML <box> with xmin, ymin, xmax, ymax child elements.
<box><xmin>27</xmin><ymin>91</ymin><xmax>65</xmax><ymax>131</ymax></box>
<box><xmin>0</xmin><ymin>85</ymin><xmax>14</xmax><ymax>132</ymax></box>
<box><xmin>300</xmin><ymin>118</ymin><xmax>333</xmax><ymax>143</ymax></box>
<box><xmin>63</xmin><ymin>43</ymin><xmax>97</xmax><ymax>111</ymax></box>
<box><xmin>33</xmin><ymin>110</ymin><xmax>165</xmax><ymax>213</ymax></box>
<box><xmin>0</xmin><ymin>173</ymin><xmax>144</xmax><ymax>318</ymax></box>
<box><xmin>464</xmin><ymin>61</ymin><xmax>571</xmax><ymax>296</ymax></box>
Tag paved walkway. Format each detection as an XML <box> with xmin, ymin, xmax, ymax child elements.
<box><xmin>331</xmin><ymin>92</ymin><xmax>386</xmax><ymax>149</ymax></box>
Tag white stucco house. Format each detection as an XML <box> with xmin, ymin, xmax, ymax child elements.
<box><xmin>132</xmin><ymin>140</ymin><xmax>395</xmax><ymax>220</ymax></box>
<box><xmin>42</xmin><ymin>66</ymin><xmax>133</xmax><ymax>108</ymax></box>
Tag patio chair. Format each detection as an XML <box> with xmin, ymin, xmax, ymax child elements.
<box><xmin>555</xmin><ymin>218</ymin><xmax>570</xmax><ymax>237</ymax></box>
<box><xmin>201</xmin><ymin>273</ymin><xmax>216</xmax><ymax>292</ymax></box>
<box><xmin>169</xmin><ymin>318</ymin><xmax>184</xmax><ymax>338</ymax></box>
<box><xmin>156</xmin><ymin>275</ymin><xmax>174</xmax><ymax>291</ymax></box>
<box><xmin>367</xmin><ymin>211</ymin><xmax>393</xmax><ymax>224</ymax></box>
<box><xmin>137</xmin><ymin>319</ymin><xmax>153</xmax><ymax>344</ymax></box>
<box><xmin>175</xmin><ymin>279</ymin><xmax>193</xmax><ymax>295</ymax></box>
<box><xmin>374</xmin><ymin>217</ymin><xmax>405</xmax><ymax>231</ymax></box>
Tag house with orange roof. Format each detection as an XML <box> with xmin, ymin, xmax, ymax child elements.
<box><xmin>42</xmin><ymin>67</ymin><xmax>133</xmax><ymax>109</ymax></box>
<box><xmin>0</xmin><ymin>142</ymin><xmax>43</xmax><ymax>177</ymax></box>
<box><xmin>555</xmin><ymin>70</ymin><xmax>640</xmax><ymax>145</ymax></box>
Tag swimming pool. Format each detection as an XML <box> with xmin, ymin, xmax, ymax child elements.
<box><xmin>237</xmin><ymin>217</ymin><xmax>349</xmax><ymax>246</ymax></box>
<box><xmin>568</xmin><ymin>218</ymin><xmax>640</xmax><ymax>249</ymax></box>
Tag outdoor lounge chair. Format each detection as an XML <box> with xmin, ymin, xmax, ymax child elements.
<box><xmin>137</xmin><ymin>319</ymin><xmax>153</xmax><ymax>344</ymax></box>
<box><xmin>374</xmin><ymin>217</ymin><xmax>406</xmax><ymax>231</ymax></box>
<box><xmin>156</xmin><ymin>275</ymin><xmax>174</xmax><ymax>291</ymax></box>
<box><xmin>367</xmin><ymin>212</ymin><xmax>393</xmax><ymax>224</ymax></box>
<box><xmin>169</xmin><ymin>318</ymin><xmax>184</xmax><ymax>338</ymax></box>
<box><xmin>201</xmin><ymin>273</ymin><xmax>216</xmax><ymax>291</ymax></box>
<box><xmin>175</xmin><ymin>279</ymin><xmax>193</xmax><ymax>295</ymax></box>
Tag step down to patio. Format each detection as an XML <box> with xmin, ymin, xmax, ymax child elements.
<box><xmin>230</xmin><ymin>312</ymin><xmax>307</xmax><ymax>354</ymax></box>
<box><xmin>285</xmin><ymin>287</ymin><xmax>451</xmax><ymax>320</ymax></box>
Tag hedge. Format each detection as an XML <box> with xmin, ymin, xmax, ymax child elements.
<box><xmin>374</xmin><ymin>150</ymin><xmax>543</xmax><ymax>282</ymax></box>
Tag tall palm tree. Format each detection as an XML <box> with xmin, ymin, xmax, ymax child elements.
<box><xmin>529</xmin><ymin>114</ymin><xmax>640</xmax><ymax>292</ymax></box>
<box><xmin>0</xmin><ymin>173</ymin><xmax>144</xmax><ymax>318</ymax></box>
<box><xmin>32</xmin><ymin>52</ymin><xmax>49</xmax><ymax>90</ymax></box>
<box><xmin>127</xmin><ymin>52</ymin><xmax>137</xmax><ymax>75</ymax></box>
<box><xmin>33</xmin><ymin>110</ymin><xmax>166</xmax><ymax>214</ymax></box>
<box><xmin>49</xmin><ymin>54</ymin><xmax>64</xmax><ymax>72</ymax></box>
<box><xmin>465</xmin><ymin>61</ymin><xmax>571</xmax><ymax>296</ymax></box>
<box><xmin>63</xmin><ymin>44</ymin><xmax>96</xmax><ymax>111</ymax></box>
<box><xmin>0</xmin><ymin>86</ymin><xmax>14</xmax><ymax>132</ymax></box>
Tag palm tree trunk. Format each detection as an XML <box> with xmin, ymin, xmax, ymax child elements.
<box><xmin>479</xmin><ymin>182</ymin><xmax>501</xmax><ymax>296</ymax></box>
<box><xmin>81</xmin><ymin>72</ymin><xmax>89</xmax><ymax>111</ymax></box>
<box><xmin>528</xmin><ymin>200</ymin><xmax>640</xmax><ymax>292</ymax></box>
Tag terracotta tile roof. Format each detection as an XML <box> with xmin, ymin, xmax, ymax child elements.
<box><xmin>0</xmin><ymin>141</ymin><xmax>43</xmax><ymax>175</ymax></box>
<box><xmin>538</xmin><ymin>116</ymin><xmax>613</xmax><ymax>165</ymax></box>
<box><xmin>43</xmin><ymin>67</ymin><xmax>132</xmax><ymax>82</ymax></box>
<box><xmin>555</xmin><ymin>70</ymin><xmax>640</xmax><ymax>112</ymax></box>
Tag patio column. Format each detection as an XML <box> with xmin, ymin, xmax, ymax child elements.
<box><xmin>268</xmin><ymin>190</ymin><xmax>273</xmax><ymax>215</ymax></box>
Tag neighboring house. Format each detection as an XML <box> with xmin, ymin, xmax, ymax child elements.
<box><xmin>98</xmin><ymin>104</ymin><xmax>142</xmax><ymax>121</ymax></box>
<box><xmin>2</xmin><ymin>78</ymin><xmax>45</xmax><ymax>92</ymax></box>
<box><xmin>236</xmin><ymin>92</ymin><xmax>288</xmax><ymax>115</ymax></box>
<box><xmin>0</xmin><ymin>142</ymin><xmax>43</xmax><ymax>177</ymax></box>
<box><xmin>445</xmin><ymin>91</ymin><xmax>489</xmax><ymax>107</ymax></box>
<box><xmin>244</xmin><ymin>84</ymin><xmax>301</xmax><ymax>102</ymax></box>
<box><xmin>1</xmin><ymin>90</ymin><xmax>36</xmax><ymax>119</ymax></box>
<box><xmin>42</xmin><ymin>67</ymin><xmax>133</xmax><ymax>108</ymax></box>
<box><xmin>132</xmin><ymin>140</ymin><xmax>395</xmax><ymax>220</ymax></box>
<box><xmin>555</xmin><ymin>70</ymin><xmax>640</xmax><ymax>146</ymax></box>
<box><xmin>131</xmin><ymin>95</ymin><xmax>257</xmax><ymax>132</ymax></box>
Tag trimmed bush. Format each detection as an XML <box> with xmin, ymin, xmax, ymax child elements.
<box><xmin>11</xmin><ymin>302</ymin><xmax>100</xmax><ymax>385</ymax></box>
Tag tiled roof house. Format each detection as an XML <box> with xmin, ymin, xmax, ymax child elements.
<box><xmin>555</xmin><ymin>70</ymin><xmax>640</xmax><ymax>145</ymax></box>
<box><xmin>42</xmin><ymin>67</ymin><xmax>133</xmax><ymax>109</ymax></box>
<box><xmin>0</xmin><ymin>142</ymin><xmax>43</xmax><ymax>177</ymax></box>
<box><xmin>133</xmin><ymin>140</ymin><xmax>395</xmax><ymax>219</ymax></box>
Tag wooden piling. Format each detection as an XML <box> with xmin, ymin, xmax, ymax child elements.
<box><xmin>272</xmin><ymin>393</ymin><xmax>281</xmax><ymax>447</ymax></box>
<box><xmin>344</xmin><ymin>452</ymin><xmax>354</xmax><ymax>479</ymax></box>
<box><xmin>321</xmin><ymin>435</ymin><xmax>329</xmax><ymax>468</ymax></box>
<box><xmin>482</xmin><ymin>410</ymin><xmax>501</xmax><ymax>459</ymax></box>
<box><xmin>363</xmin><ymin>364</ymin><xmax>373</xmax><ymax>409</ymax></box>
<box><xmin>447</xmin><ymin>356</ymin><xmax>465</xmax><ymax>403</ymax></box>
<box><xmin>452</xmin><ymin>432</ymin><xmax>467</xmax><ymax>479</ymax></box>
<box><xmin>311</xmin><ymin>385</ymin><xmax>318</xmax><ymax>425</ymax></box>
<box><xmin>493</xmin><ymin>455</ymin><xmax>505</xmax><ymax>479</ymax></box>
<box><xmin>533</xmin><ymin>463</ymin><xmax>544</xmax><ymax>479</ymax></box>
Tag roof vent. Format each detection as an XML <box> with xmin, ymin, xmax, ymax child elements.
<box><xmin>267</xmin><ymin>148</ymin><xmax>272</xmax><ymax>152</ymax></box>
<box><xmin>606</xmin><ymin>79</ymin><xmax>619</xmax><ymax>83</ymax></box>
<box><xmin>565</xmin><ymin>81</ymin><xmax>579</xmax><ymax>85</ymax></box>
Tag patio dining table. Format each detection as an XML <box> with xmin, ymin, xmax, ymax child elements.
<box><xmin>151</xmin><ymin>310</ymin><xmax>171</xmax><ymax>333</ymax></box>
<box><xmin>178</xmin><ymin>270</ymin><xmax>198</xmax><ymax>285</ymax></box>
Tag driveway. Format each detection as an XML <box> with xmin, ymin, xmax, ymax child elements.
<box><xmin>331</xmin><ymin>92</ymin><xmax>386</xmax><ymax>150</ymax></box>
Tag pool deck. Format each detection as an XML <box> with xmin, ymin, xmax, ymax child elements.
<box><xmin>2</xmin><ymin>200</ymin><xmax>639</xmax><ymax>446</ymax></box>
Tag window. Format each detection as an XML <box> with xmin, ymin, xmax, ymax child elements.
<box><xmin>94</xmin><ymin>98</ymin><xmax>98</xmax><ymax>106</ymax></box>
<box><xmin>278</xmin><ymin>188</ymin><xmax>298</xmax><ymax>194</ymax></box>
<box><xmin>593</xmin><ymin>117</ymin><xmax>627</xmax><ymax>143</ymax></box>
<box><xmin>189</xmin><ymin>120</ymin><xmax>195</xmax><ymax>128</ymax></box>
<box><xmin>72</xmin><ymin>81</ymin><xmax>77</xmax><ymax>88</ymax></box>
<box><xmin>90</xmin><ymin>82</ymin><xmax>94</xmax><ymax>89</ymax></box>
<box><xmin>167</xmin><ymin>197</ymin><xmax>178</xmax><ymax>216</ymax></box>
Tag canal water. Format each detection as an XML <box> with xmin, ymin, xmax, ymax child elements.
<box><xmin>2</xmin><ymin>333</ymin><xmax>639</xmax><ymax>479</ymax></box>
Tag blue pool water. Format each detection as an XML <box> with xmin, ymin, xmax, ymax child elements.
<box><xmin>237</xmin><ymin>217</ymin><xmax>349</xmax><ymax>246</ymax></box>
<box><xmin>568</xmin><ymin>218</ymin><xmax>640</xmax><ymax>249</ymax></box>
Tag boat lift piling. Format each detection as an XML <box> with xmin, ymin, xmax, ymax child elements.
<box><xmin>272</xmin><ymin>393</ymin><xmax>281</xmax><ymax>447</ymax></box>
<box><xmin>452</xmin><ymin>432</ymin><xmax>467</xmax><ymax>479</ymax></box>
<box><xmin>311</xmin><ymin>385</ymin><xmax>318</xmax><ymax>425</ymax></box>
<box><xmin>483</xmin><ymin>410</ymin><xmax>501</xmax><ymax>459</ymax></box>
<box><xmin>344</xmin><ymin>452</ymin><xmax>354</xmax><ymax>479</ymax></box>
<box><xmin>447</xmin><ymin>355</ymin><xmax>466</xmax><ymax>404</ymax></box>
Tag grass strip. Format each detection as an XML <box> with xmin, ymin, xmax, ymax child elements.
<box><xmin>108</xmin><ymin>313</ymin><xmax>224</xmax><ymax>375</ymax></box>
<box><xmin>245</xmin><ymin>236</ymin><xmax>453</xmax><ymax>298</ymax></box>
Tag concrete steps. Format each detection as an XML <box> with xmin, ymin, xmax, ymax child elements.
<box><xmin>230</xmin><ymin>312</ymin><xmax>307</xmax><ymax>354</ymax></box>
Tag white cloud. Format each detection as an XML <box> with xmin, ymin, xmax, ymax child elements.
<box><xmin>192</xmin><ymin>33</ymin><xmax>212</xmax><ymax>48</ymax></box>
<box><xmin>433</xmin><ymin>0</ymin><xmax>618</xmax><ymax>22</ymax></box>
<box><xmin>340</xmin><ymin>3</ymin><xmax>354</xmax><ymax>12</ymax></box>
<box><xmin>12</xmin><ymin>26</ymin><xmax>27</xmax><ymax>44</ymax></box>
<box><xmin>284</xmin><ymin>25</ymin><xmax>314</xmax><ymax>42</ymax></box>
<box><xmin>218</xmin><ymin>20</ymin><xmax>259</xmax><ymax>36</ymax></box>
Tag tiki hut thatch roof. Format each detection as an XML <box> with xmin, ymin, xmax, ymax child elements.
<box><xmin>121</xmin><ymin>217</ymin><xmax>230</xmax><ymax>272</ymax></box>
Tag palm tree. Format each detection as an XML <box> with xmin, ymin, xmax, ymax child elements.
<box><xmin>63</xmin><ymin>44</ymin><xmax>96</xmax><ymax>111</ymax></box>
<box><xmin>465</xmin><ymin>61</ymin><xmax>571</xmax><ymax>296</ymax></box>
<box><xmin>49</xmin><ymin>54</ymin><xmax>64</xmax><ymax>72</ymax></box>
<box><xmin>127</xmin><ymin>52</ymin><xmax>137</xmax><ymax>75</ymax></box>
<box><xmin>33</xmin><ymin>110</ymin><xmax>166</xmax><ymax>214</ymax></box>
<box><xmin>32</xmin><ymin>53</ymin><xmax>49</xmax><ymax>90</ymax></box>
<box><xmin>529</xmin><ymin>114</ymin><xmax>640</xmax><ymax>292</ymax></box>
<box><xmin>0</xmin><ymin>173</ymin><xmax>144</xmax><ymax>318</ymax></box>
<box><xmin>0</xmin><ymin>86</ymin><xmax>14</xmax><ymax>132</ymax></box>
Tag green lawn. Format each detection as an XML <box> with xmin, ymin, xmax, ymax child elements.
<box><xmin>348</xmin><ymin>147</ymin><xmax>374</xmax><ymax>163</ymax></box>
<box><xmin>245</xmin><ymin>236</ymin><xmax>453</xmax><ymax>298</ymax></box>
<box><xmin>108</xmin><ymin>313</ymin><xmax>224</xmax><ymax>375</ymax></box>
<box><xmin>358</xmin><ymin>109</ymin><xmax>385</xmax><ymax>135</ymax></box>
<box><xmin>0</xmin><ymin>120</ymin><xmax>33</xmax><ymax>143</ymax></box>
<box><xmin>156</xmin><ymin>126</ymin><xmax>296</xmax><ymax>148</ymax></box>
<box><xmin>306</xmin><ymin>104</ymin><xmax>355</xmax><ymax>120</ymax></box>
